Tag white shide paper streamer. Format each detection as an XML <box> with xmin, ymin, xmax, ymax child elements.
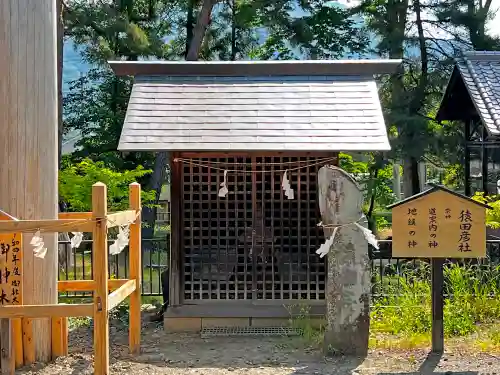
<box><xmin>218</xmin><ymin>170</ymin><xmax>229</xmax><ymax>198</ymax></box>
<box><xmin>282</xmin><ymin>170</ymin><xmax>294</xmax><ymax>200</ymax></box>
<box><xmin>315</xmin><ymin>219</ymin><xmax>378</xmax><ymax>258</ymax></box>
<box><xmin>31</xmin><ymin>230</ymin><xmax>48</xmax><ymax>259</ymax></box>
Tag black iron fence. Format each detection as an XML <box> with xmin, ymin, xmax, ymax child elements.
<box><xmin>58</xmin><ymin>236</ymin><xmax>169</xmax><ymax>298</ymax></box>
<box><xmin>370</xmin><ymin>240</ymin><xmax>500</xmax><ymax>299</ymax></box>
<box><xmin>57</xmin><ymin>237</ymin><xmax>500</xmax><ymax>299</ymax></box>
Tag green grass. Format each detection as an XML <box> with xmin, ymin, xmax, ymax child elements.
<box><xmin>371</xmin><ymin>262</ymin><xmax>500</xmax><ymax>338</ymax></box>
<box><xmin>288</xmin><ymin>262</ymin><xmax>500</xmax><ymax>351</ymax></box>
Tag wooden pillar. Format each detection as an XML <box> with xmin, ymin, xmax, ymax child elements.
<box><xmin>129</xmin><ymin>183</ymin><xmax>141</xmax><ymax>354</ymax></box>
<box><xmin>464</xmin><ymin>120</ymin><xmax>471</xmax><ymax>196</ymax></box>
<box><xmin>92</xmin><ymin>183</ymin><xmax>109</xmax><ymax>374</ymax></box>
<box><xmin>0</xmin><ymin>0</ymin><xmax>58</xmax><ymax>362</ymax></box>
<box><xmin>431</xmin><ymin>258</ymin><xmax>444</xmax><ymax>353</ymax></box>
<box><xmin>169</xmin><ymin>154</ymin><xmax>182</xmax><ymax>307</ymax></box>
<box><xmin>481</xmin><ymin>123</ymin><xmax>489</xmax><ymax>195</ymax></box>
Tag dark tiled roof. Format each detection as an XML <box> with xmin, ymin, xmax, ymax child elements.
<box><xmin>447</xmin><ymin>51</ymin><xmax>500</xmax><ymax>135</ymax></box>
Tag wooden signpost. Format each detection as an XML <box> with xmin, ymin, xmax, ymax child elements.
<box><xmin>0</xmin><ymin>214</ymin><xmax>23</xmax><ymax>372</ymax></box>
<box><xmin>388</xmin><ymin>184</ymin><xmax>489</xmax><ymax>353</ymax></box>
<box><xmin>0</xmin><ymin>233</ymin><xmax>23</xmax><ymax>307</ymax></box>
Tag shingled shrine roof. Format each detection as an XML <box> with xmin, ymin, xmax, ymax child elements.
<box><xmin>109</xmin><ymin>60</ymin><xmax>401</xmax><ymax>152</ymax></box>
<box><xmin>437</xmin><ymin>51</ymin><xmax>500</xmax><ymax>136</ymax></box>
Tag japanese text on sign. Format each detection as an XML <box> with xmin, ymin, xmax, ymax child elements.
<box><xmin>459</xmin><ymin>209</ymin><xmax>472</xmax><ymax>253</ymax></box>
<box><xmin>0</xmin><ymin>233</ymin><xmax>22</xmax><ymax>305</ymax></box>
<box><xmin>391</xmin><ymin>188</ymin><xmax>486</xmax><ymax>258</ymax></box>
<box><xmin>407</xmin><ymin>207</ymin><xmax>417</xmax><ymax>249</ymax></box>
<box><xmin>428</xmin><ymin>207</ymin><xmax>438</xmax><ymax>248</ymax></box>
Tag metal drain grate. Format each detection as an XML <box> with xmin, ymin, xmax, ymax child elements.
<box><xmin>200</xmin><ymin>326</ymin><xmax>303</xmax><ymax>338</ymax></box>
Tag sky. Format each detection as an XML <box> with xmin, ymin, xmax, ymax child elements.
<box><xmin>488</xmin><ymin>0</ymin><xmax>500</xmax><ymax>37</ymax></box>
<box><xmin>337</xmin><ymin>0</ymin><xmax>500</xmax><ymax>39</ymax></box>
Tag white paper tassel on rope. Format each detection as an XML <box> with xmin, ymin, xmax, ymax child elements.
<box><xmin>315</xmin><ymin>227</ymin><xmax>339</xmax><ymax>258</ymax></box>
<box><xmin>71</xmin><ymin>232</ymin><xmax>84</xmax><ymax>249</ymax></box>
<box><xmin>355</xmin><ymin>223</ymin><xmax>379</xmax><ymax>249</ymax></box>
<box><xmin>218</xmin><ymin>170</ymin><xmax>229</xmax><ymax>198</ymax></box>
<box><xmin>110</xmin><ymin>225</ymin><xmax>130</xmax><ymax>255</ymax></box>
<box><xmin>282</xmin><ymin>170</ymin><xmax>294</xmax><ymax>200</ymax></box>
<box><xmin>31</xmin><ymin>230</ymin><xmax>48</xmax><ymax>259</ymax></box>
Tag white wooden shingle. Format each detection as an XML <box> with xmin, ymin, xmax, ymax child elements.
<box><xmin>118</xmin><ymin>75</ymin><xmax>391</xmax><ymax>151</ymax></box>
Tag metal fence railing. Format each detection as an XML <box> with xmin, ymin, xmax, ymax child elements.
<box><xmin>369</xmin><ymin>240</ymin><xmax>500</xmax><ymax>299</ymax></box>
<box><xmin>57</xmin><ymin>238</ymin><xmax>500</xmax><ymax>299</ymax></box>
<box><xmin>58</xmin><ymin>236</ymin><xmax>170</xmax><ymax>298</ymax></box>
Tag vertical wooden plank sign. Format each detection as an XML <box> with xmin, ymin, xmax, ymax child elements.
<box><xmin>0</xmin><ymin>233</ymin><xmax>23</xmax><ymax>305</ymax></box>
<box><xmin>0</xmin><ymin>231</ymin><xmax>23</xmax><ymax>372</ymax></box>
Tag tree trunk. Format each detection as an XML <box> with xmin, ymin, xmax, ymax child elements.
<box><xmin>151</xmin><ymin>0</ymin><xmax>220</xmax><ymax>240</ymax></box>
<box><xmin>185</xmin><ymin>0</ymin><xmax>195</xmax><ymax>58</ymax></box>
<box><xmin>186</xmin><ymin>0</ymin><xmax>219</xmax><ymax>60</ymax></box>
<box><xmin>318</xmin><ymin>166</ymin><xmax>370</xmax><ymax>356</ymax></box>
<box><xmin>0</xmin><ymin>0</ymin><xmax>58</xmax><ymax>362</ymax></box>
<box><xmin>155</xmin><ymin>0</ymin><xmax>221</xmax><ymax>321</ymax></box>
<box><xmin>403</xmin><ymin>157</ymin><xmax>420</xmax><ymax>197</ymax></box>
<box><xmin>230</xmin><ymin>0</ymin><xmax>237</xmax><ymax>61</ymax></box>
<box><xmin>142</xmin><ymin>151</ymin><xmax>169</xmax><ymax>243</ymax></box>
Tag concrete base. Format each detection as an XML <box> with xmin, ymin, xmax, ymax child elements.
<box><xmin>164</xmin><ymin>317</ymin><xmax>326</xmax><ymax>333</ymax></box>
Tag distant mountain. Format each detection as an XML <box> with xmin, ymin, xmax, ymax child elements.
<box><xmin>63</xmin><ymin>40</ymin><xmax>89</xmax><ymax>93</ymax></box>
<box><xmin>62</xmin><ymin>40</ymin><xmax>89</xmax><ymax>154</ymax></box>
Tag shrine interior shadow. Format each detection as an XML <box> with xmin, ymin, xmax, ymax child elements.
<box><xmin>377</xmin><ymin>352</ymin><xmax>478</xmax><ymax>375</ymax></box>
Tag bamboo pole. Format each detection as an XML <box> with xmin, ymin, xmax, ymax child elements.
<box><xmin>92</xmin><ymin>183</ymin><xmax>109</xmax><ymax>375</ymax></box>
<box><xmin>0</xmin><ymin>0</ymin><xmax>58</xmax><ymax>362</ymax></box>
<box><xmin>129</xmin><ymin>183</ymin><xmax>142</xmax><ymax>354</ymax></box>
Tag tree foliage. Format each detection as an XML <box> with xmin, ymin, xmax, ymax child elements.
<box><xmin>60</xmin><ymin>0</ymin><xmax>500</xmax><ymax>231</ymax></box>
<box><xmin>59</xmin><ymin>158</ymin><xmax>156</xmax><ymax>212</ymax></box>
<box><xmin>472</xmin><ymin>192</ymin><xmax>500</xmax><ymax>229</ymax></box>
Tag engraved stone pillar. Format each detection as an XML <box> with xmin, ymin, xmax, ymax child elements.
<box><xmin>318</xmin><ymin>165</ymin><xmax>370</xmax><ymax>356</ymax></box>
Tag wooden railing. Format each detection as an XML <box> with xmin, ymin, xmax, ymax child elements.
<box><xmin>0</xmin><ymin>182</ymin><xmax>141</xmax><ymax>375</ymax></box>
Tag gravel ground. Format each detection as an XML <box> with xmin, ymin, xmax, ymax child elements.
<box><xmin>15</xmin><ymin>318</ymin><xmax>500</xmax><ymax>375</ymax></box>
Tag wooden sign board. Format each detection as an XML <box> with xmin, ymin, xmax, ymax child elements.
<box><xmin>389</xmin><ymin>185</ymin><xmax>488</xmax><ymax>258</ymax></box>
<box><xmin>0</xmin><ymin>232</ymin><xmax>22</xmax><ymax>305</ymax></box>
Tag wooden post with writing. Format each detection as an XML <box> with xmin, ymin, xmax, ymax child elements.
<box><xmin>0</xmin><ymin>1</ymin><xmax>59</xmax><ymax>362</ymax></box>
<box><xmin>92</xmin><ymin>183</ymin><xmax>109</xmax><ymax>375</ymax></box>
<box><xmin>129</xmin><ymin>183</ymin><xmax>141</xmax><ymax>354</ymax></box>
<box><xmin>0</xmin><ymin>228</ymin><xmax>24</xmax><ymax>371</ymax></box>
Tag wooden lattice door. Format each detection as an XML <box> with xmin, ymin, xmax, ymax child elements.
<box><xmin>181</xmin><ymin>154</ymin><xmax>328</xmax><ymax>302</ymax></box>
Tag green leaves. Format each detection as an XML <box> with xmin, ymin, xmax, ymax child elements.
<box><xmin>472</xmin><ymin>192</ymin><xmax>500</xmax><ymax>229</ymax></box>
<box><xmin>252</xmin><ymin>0</ymin><xmax>369</xmax><ymax>60</ymax></box>
<box><xmin>65</xmin><ymin>0</ymin><xmax>176</xmax><ymax>64</ymax></box>
<box><xmin>59</xmin><ymin>158</ymin><xmax>156</xmax><ymax>212</ymax></box>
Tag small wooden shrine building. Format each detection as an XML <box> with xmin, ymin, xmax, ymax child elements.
<box><xmin>437</xmin><ymin>51</ymin><xmax>500</xmax><ymax>196</ymax></box>
<box><xmin>110</xmin><ymin>59</ymin><xmax>400</xmax><ymax>330</ymax></box>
